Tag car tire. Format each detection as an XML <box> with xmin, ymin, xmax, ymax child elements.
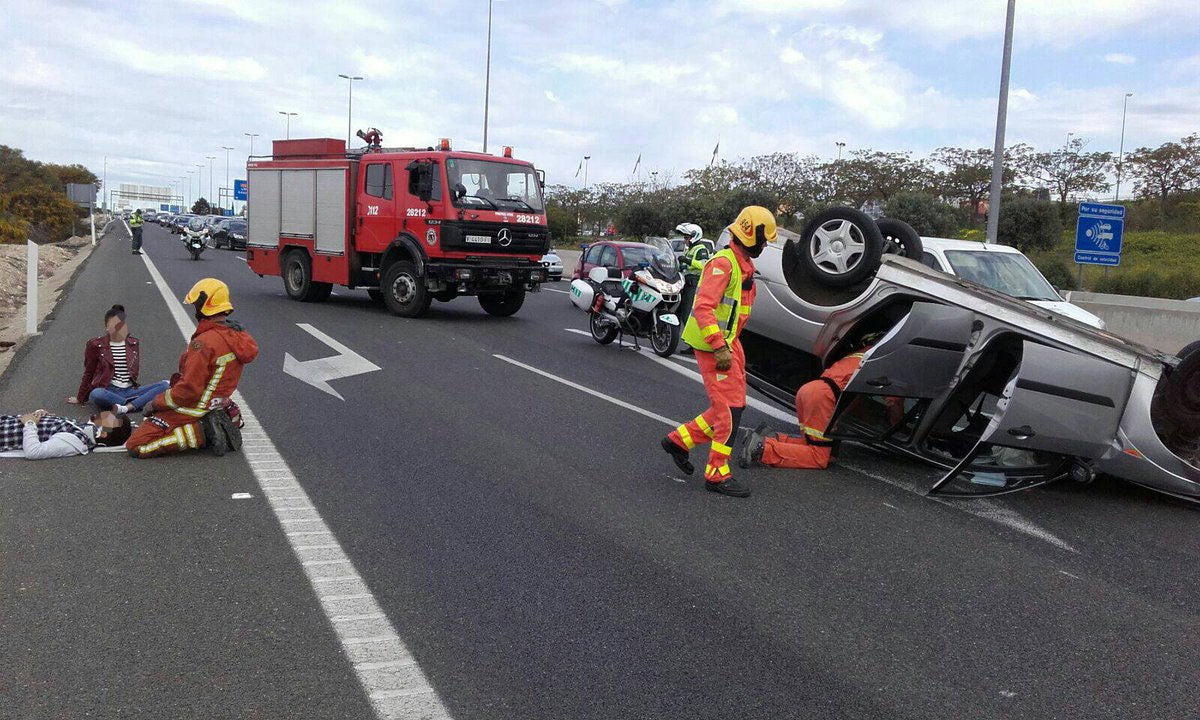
<box><xmin>381</xmin><ymin>260</ymin><xmax>431</xmax><ymax>317</ymax></box>
<box><xmin>589</xmin><ymin>312</ymin><xmax>618</xmax><ymax>344</ymax></box>
<box><xmin>798</xmin><ymin>207</ymin><xmax>884</xmax><ymax>287</ymax></box>
<box><xmin>283</xmin><ymin>250</ymin><xmax>331</xmax><ymax>302</ymax></box>
<box><xmin>479</xmin><ymin>290</ymin><xmax>525</xmax><ymax>317</ymax></box>
<box><xmin>876</xmin><ymin>218</ymin><xmax>924</xmax><ymax>261</ymax></box>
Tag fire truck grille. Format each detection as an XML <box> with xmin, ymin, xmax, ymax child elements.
<box><xmin>440</xmin><ymin>221</ymin><xmax>550</xmax><ymax>255</ymax></box>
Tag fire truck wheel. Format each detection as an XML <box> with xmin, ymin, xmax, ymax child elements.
<box><xmin>479</xmin><ymin>290</ymin><xmax>526</xmax><ymax>317</ymax></box>
<box><xmin>381</xmin><ymin>261</ymin><xmax>431</xmax><ymax>317</ymax></box>
<box><xmin>283</xmin><ymin>250</ymin><xmax>330</xmax><ymax>302</ymax></box>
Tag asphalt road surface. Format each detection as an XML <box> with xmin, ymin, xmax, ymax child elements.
<box><xmin>2</xmin><ymin>221</ymin><xmax>1198</xmax><ymax>719</ymax></box>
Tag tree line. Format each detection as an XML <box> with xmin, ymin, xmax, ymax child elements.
<box><xmin>0</xmin><ymin>145</ymin><xmax>100</xmax><ymax>244</ymax></box>
<box><xmin>544</xmin><ymin>133</ymin><xmax>1200</xmax><ymax>244</ymax></box>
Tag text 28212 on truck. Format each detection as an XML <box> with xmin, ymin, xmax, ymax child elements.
<box><xmin>244</xmin><ymin>129</ymin><xmax>551</xmax><ymax>318</ymax></box>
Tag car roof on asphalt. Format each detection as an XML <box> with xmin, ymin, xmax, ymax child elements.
<box><xmin>921</xmin><ymin>236</ymin><xmax>1022</xmax><ymax>254</ymax></box>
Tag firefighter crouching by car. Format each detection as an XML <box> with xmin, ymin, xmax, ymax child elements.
<box><xmin>126</xmin><ymin>278</ymin><xmax>258</xmax><ymax>458</ymax></box>
<box><xmin>661</xmin><ymin>206</ymin><xmax>777</xmax><ymax>498</ymax></box>
<box><xmin>736</xmin><ymin>335</ymin><xmax>884</xmax><ymax>470</ymax></box>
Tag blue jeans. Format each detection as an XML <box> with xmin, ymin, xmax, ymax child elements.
<box><xmin>89</xmin><ymin>381</ymin><xmax>169</xmax><ymax>411</ymax></box>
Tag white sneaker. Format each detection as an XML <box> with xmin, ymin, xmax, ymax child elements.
<box><xmin>113</xmin><ymin>403</ymin><xmax>130</xmax><ymax>415</ymax></box>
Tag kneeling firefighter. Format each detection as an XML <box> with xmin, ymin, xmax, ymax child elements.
<box><xmin>126</xmin><ymin>278</ymin><xmax>258</xmax><ymax>458</ymax></box>
<box><xmin>661</xmin><ymin>206</ymin><xmax>777</xmax><ymax>498</ymax></box>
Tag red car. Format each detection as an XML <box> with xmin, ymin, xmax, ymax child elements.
<box><xmin>571</xmin><ymin>240</ymin><xmax>671</xmax><ymax>281</ymax></box>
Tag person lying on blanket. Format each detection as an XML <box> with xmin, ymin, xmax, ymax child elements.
<box><xmin>0</xmin><ymin>409</ymin><xmax>131</xmax><ymax>460</ymax></box>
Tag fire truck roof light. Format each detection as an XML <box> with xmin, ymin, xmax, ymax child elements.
<box><xmin>503</xmin><ymin>146</ymin><xmax>513</xmax><ymax>158</ymax></box>
<box><xmin>439</xmin><ymin>138</ymin><xmax>452</xmax><ymax>151</ymax></box>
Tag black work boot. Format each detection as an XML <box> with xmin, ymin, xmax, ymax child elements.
<box><xmin>200</xmin><ymin>411</ymin><xmax>230</xmax><ymax>457</ymax></box>
<box><xmin>215</xmin><ymin>409</ymin><xmax>242</xmax><ymax>452</ymax></box>
<box><xmin>705</xmin><ymin>478</ymin><xmax>751</xmax><ymax>498</ymax></box>
<box><xmin>661</xmin><ymin>436</ymin><xmax>695</xmax><ymax>476</ymax></box>
<box><xmin>736</xmin><ymin>423</ymin><xmax>772</xmax><ymax>469</ymax></box>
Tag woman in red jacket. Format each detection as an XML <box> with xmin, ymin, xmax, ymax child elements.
<box><xmin>67</xmin><ymin>305</ymin><xmax>169</xmax><ymax>414</ymax></box>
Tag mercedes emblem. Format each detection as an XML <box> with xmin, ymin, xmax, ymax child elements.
<box><xmin>497</xmin><ymin>228</ymin><xmax>512</xmax><ymax>247</ymax></box>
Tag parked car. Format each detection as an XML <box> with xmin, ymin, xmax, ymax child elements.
<box><xmin>916</xmin><ymin>237</ymin><xmax>1105</xmax><ymax>329</ymax></box>
<box><xmin>572</xmin><ymin>240</ymin><xmax>674</xmax><ymax>282</ymax></box>
<box><xmin>541</xmin><ymin>249</ymin><xmax>563</xmax><ymax>281</ymax></box>
<box><xmin>212</xmin><ymin>219</ymin><xmax>248</xmax><ymax>250</ymax></box>
<box><xmin>741</xmin><ymin>207</ymin><xmax>1199</xmax><ymax>501</ymax></box>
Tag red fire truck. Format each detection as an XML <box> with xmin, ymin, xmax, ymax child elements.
<box><xmin>245</xmin><ymin>133</ymin><xmax>550</xmax><ymax>317</ymax></box>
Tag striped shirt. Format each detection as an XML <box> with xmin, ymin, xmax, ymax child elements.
<box><xmin>110</xmin><ymin>341</ymin><xmax>132</xmax><ymax>388</ymax></box>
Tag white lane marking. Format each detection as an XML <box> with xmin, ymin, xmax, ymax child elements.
<box><xmin>842</xmin><ymin>461</ymin><xmax>1077</xmax><ymax>553</ymax></box>
<box><xmin>1058</xmin><ymin>570</ymin><xmax>1082</xmax><ymax>580</ymax></box>
<box><xmin>564</xmin><ymin>327</ymin><xmax>700</xmax><ymax>366</ymax></box>
<box><xmin>137</xmin><ymin>250</ymin><xmax>453</xmax><ymax>719</ymax></box>
<box><xmin>543</xmin><ymin>287</ymin><xmax>570</xmax><ymax>295</ymax></box>
<box><xmin>231</xmin><ymin>492</ymin><xmax>253</xmax><ymax>500</ymax></box>
<box><xmin>566</xmin><ymin>328</ymin><xmax>800</xmax><ymax>428</ymax></box>
<box><xmin>283</xmin><ymin>323</ymin><xmax>382</xmax><ymax>401</ymax></box>
<box><xmin>494</xmin><ymin>354</ymin><xmax>677</xmax><ymax>427</ymax></box>
<box><xmin>882</xmin><ymin>502</ymin><xmax>898</xmax><ymax>509</ymax></box>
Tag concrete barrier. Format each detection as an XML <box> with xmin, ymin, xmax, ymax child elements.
<box><xmin>1065</xmin><ymin>291</ymin><xmax>1200</xmax><ymax>355</ymax></box>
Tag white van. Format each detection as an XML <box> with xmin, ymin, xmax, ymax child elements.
<box><xmin>918</xmin><ymin>237</ymin><xmax>1105</xmax><ymax>329</ymax></box>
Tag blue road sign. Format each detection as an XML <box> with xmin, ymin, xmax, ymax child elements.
<box><xmin>160</xmin><ymin>203</ymin><xmax>170</xmax><ymax>211</ymax></box>
<box><xmin>1075</xmin><ymin>202</ymin><xmax>1125</xmax><ymax>267</ymax></box>
<box><xmin>234</xmin><ymin>179</ymin><xmax>248</xmax><ymax>201</ymax></box>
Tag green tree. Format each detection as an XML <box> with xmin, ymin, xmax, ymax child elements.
<box><xmin>616</xmin><ymin>203</ymin><xmax>668</xmax><ymax>237</ymax></box>
<box><xmin>832</xmin><ymin>150</ymin><xmax>931</xmax><ymax>206</ymax></box>
<box><xmin>1125</xmin><ymin>134</ymin><xmax>1200</xmax><ymax>213</ymax></box>
<box><xmin>0</xmin><ymin>184</ymin><xmax>78</xmax><ymax>242</ymax></box>
<box><xmin>546</xmin><ymin>204</ymin><xmax>578</xmax><ymax>242</ymax></box>
<box><xmin>884</xmin><ymin>192</ymin><xmax>961</xmax><ymax>237</ymax></box>
<box><xmin>997</xmin><ymin>197</ymin><xmax>1062</xmax><ymax>252</ymax></box>
<box><xmin>192</xmin><ymin>197</ymin><xmax>212</xmax><ymax>215</ymax></box>
<box><xmin>1020</xmin><ymin>138</ymin><xmax>1113</xmax><ymax>205</ymax></box>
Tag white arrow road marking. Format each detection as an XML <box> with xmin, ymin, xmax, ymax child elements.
<box><xmin>283</xmin><ymin>323</ymin><xmax>381</xmax><ymax>400</ymax></box>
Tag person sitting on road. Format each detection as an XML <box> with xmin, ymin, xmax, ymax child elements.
<box><xmin>736</xmin><ymin>335</ymin><xmax>883</xmax><ymax>471</ymax></box>
<box><xmin>0</xmin><ymin>409</ymin><xmax>131</xmax><ymax>460</ymax></box>
<box><xmin>69</xmin><ymin>305</ymin><xmax>170</xmax><ymax>416</ymax></box>
<box><xmin>126</xmin><ymin>278</ymin><xmax>258</xmax><ymax>459</ymax></box>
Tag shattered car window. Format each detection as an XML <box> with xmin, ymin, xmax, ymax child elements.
<box><xmin>944</xmin><ymin>251</ymin><xmax>1059</xmax><ymax>302</ymax></box>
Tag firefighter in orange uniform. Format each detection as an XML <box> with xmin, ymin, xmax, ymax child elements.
<box><xmin>661</xmin><ymin>206</ymin><xmax>777</xmax><ymax>498</ymax></box>
<box><xmin>736</xmin><ymin>338</ymin><xmax>880</xmax><ymax>470</ymax></box>
<box><xmin>126</xmin><ymin>278</ymin><xmax>258</xmax><ymax>458</ymax></box>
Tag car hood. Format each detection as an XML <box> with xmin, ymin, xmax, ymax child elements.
<box><xmin>1029</xmin><ymin>300</ymin><xmax>1105</xmax><ymax>329</ymax></box>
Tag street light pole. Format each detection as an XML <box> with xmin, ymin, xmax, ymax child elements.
<box><xmin>102</xmin><ymin>155</ymin><xmax>107</xmax><ymax>211</ymax></box>
<box><xmin>187</xmin><ymin>170</ymin><xmax>195</xmax><ymax>209</ymax></box>
<box><xmin>1115</xmin><ymin>92</ymin><xmax>1133</xmax><ymax>201</ymax></box>
<box><xmin>836</xmin><ymin>141</ymin><xmax>845</xmax><ymax>160</ymax></box>
<box><xmin>278</xmin><ymin>111</ymin><xmax>297</xmax><ymax>139</ymax></box>
<box><xmin>194</xmin><ymin>164</ymin><xmax>204</xmax><ymax>206</ymax></box>
<box><xmin>583</xmin><ymin>155</ymin><xmax>591</xmax><ymax>189</ymax></box>
<box><xmin>220</xmin><ymin>146</ymin><xmax>234</xmax><ymax>213</ymax></box>
<box><xmin>483</xmin><ymin>0</ymin><xmax>493</xmax><ymax>153</ymax></box>
<box><xmin>244</xmin><ymin>132</ymin><xmax>259</xmax><ymax>158</ymax></box>
<box><xmin>985</xmin><ymin>0</ymin><xmax>1016</xmax><ymax>246</ymax></box>
<box><xmin>337</xmin><ymin>74</ymin><xmax>363</xmax><ymax>147</ymax></box>
<box><xmin>206</xmin><ymin>156</ymin><xmax>216</xmax><ymax>209</ymax></box>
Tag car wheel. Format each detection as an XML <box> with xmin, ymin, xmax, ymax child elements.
<box><xmin>650</xmin><ymin>317</ymin><xmax>681</xmax><ymax>357</ymax></box>
<box><xmin>381</xmin><ymin>260</ymin><xmax>431</xmax><ymax>317</ymax></box>
<box><xmin>876</xmin><ymin>218</ymin><xmax>924</xmax><ymax>260</ymax></box>
<box><xmin>283</xmin><ymin>250</ymin><xmax>331</xmax><ymax>302</ymax></box>
<box><xmin>589</xmin><ymin>312</ymin><xmax>618</xmax><ymax>345</ymax></box>
<box><xmin>798</xmin><ymin>207</ymin><xmax>884</xmax><ymax>287</ymax></box>
<box><xmin>479</xmin><ymin>290</ymin><xmax>525</xmax><ymax>317</ymax></box>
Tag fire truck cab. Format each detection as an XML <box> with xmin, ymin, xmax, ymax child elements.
<box><xmin>245</xmin><ymin>135</ymin><xmax>550</xmax><ymax>318</ymax></box>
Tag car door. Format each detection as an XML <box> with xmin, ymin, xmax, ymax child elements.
<box><xmin>928</xmin><ymin>340</ymin><xmax>1134</xmax><ymax>497</ymax></box>
<box><xmin>827</xmin><ymin>302</ymin><xmax>976</xmax><ymax>445</ymax></box>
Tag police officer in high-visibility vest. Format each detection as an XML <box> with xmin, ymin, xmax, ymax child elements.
<box><xmin>129</xmin><ymin>209</ymin><xmax>144</xmax><ymax>255</ymax></box>
<box><xmin>661</xmin><ymin>206</ymin><xmax>777</xmax><ymax>498</ymax></box>
<box><xmin>674</xmin><ymin>222</ymin><xmax>713</xmax><ymax>330</ymax></box>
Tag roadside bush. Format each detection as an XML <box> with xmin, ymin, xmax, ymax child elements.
<box><xmin>0</xmin><ymin>213</ymin><xmax>29</xmax><ymax>244</ymax></box>
<box><xmin>997</xmin><ymin>197</ymin><xmax>1062</xmax><ymax>252</ymax></box>
<box><xmin>1093</xmin><ymin>268</ymin><xmax>1200</xmax><ymax>300</ymax></box>
<box><xmin>617</xmin><ymin>203</ymin><xmax>668</xmax><ymax>237</ymax></box>
<box><xmin>546</xmin><ymin>205</ymin><xmax>578</xmax><ymax>242</ymax></box>
<box><xmin>0</xmin><ymin>185</ymin><xmax>78</xmax><ymax>243</ymax></box>
<box><xmin>883</xmin><ymin>192</ymin><xmax>960</xmax><ymax>237</ymax></box>
<box><xmin>1035</xmin><ymin>258</ymin><xmax>1075</xmax><ymax>291</ymax></box>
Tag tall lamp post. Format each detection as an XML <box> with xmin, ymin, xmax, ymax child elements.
<box><xmin>835</xmin><ymin>141</ymin><xmax>845</xmax><ymax>160</ymax></box>
<box><xmin>194</xmin><ymin>164</ymin><xmax>204</xmax><ymax>206</ymax></box>
<box><xmin>187</xmin><ymin>170</ymin><xmax>195</xmax><ymax>210</ymax></box>
<box><xmin>220</xmin><ymin>146</ymin><xmax>234</xmax><ymax>213</ymax></box>
<box><xmin>1115</xmin><ymin>92</ymin><xmax>1133</xmax><ymax>201</ymax></box>
<box><xmin>583</xmin><ymin>155</ymin><xmax>591</xmax><ymax>189</ymax></box>
<box><xmin>206</xmin><ymin>156</ymin><xmax>217</xmax><ymax>209</ymax></box>
<box><xmin>985</xmin><ymin>0</ymin><xmax>1016</xmax><ymax>246</ymax></box>
<box><xmin>337</xmin><ymin>74</ymin><xmax>363</xmax><ymax>147</ymax></box>
<box><xmin>483</xmin><ymin>0</ymin><xmax>493</xmax><ymax>152</ymax></box>
<box><xmin>244</xmin><ymin>132</ymin><xmax>259</xmax><ymax>158</ymax></box>
<box><xmin>278</xmin><ymin>111</ymin><xmax>297</xmax><ymax>139</ymax></box>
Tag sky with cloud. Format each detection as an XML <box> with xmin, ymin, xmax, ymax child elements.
<box><xmin>2</xmin><ymin>0</ymin><xmax>1197</xmax><ymax>202</ymax></box>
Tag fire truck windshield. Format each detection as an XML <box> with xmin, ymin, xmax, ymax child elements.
<box><xmin>446</xmin><ymin>157</ymin><xmax>545</xmax><ymax>213</ymax></box>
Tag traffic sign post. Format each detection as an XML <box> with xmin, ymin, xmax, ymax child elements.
<box><xmin>1074</xmin><ymin>202</ymin><xmax>1125</xmax><ymax>289</ymax></box>
<box><xmin>234</xmin><ymin>179</ymin><xmax>248</xmax><ymax>201</ymax></box>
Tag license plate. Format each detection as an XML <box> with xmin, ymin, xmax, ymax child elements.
<box><xmin>465</xmin><ymin>235</ymin><xmax>491</xmax><ymax>244</ymax></box>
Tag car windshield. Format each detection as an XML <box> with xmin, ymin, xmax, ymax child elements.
<box><xmin>944</xmin><ymin>250</ymin><xmax>1059</xmax><ymax>301</ymax></box>
<box><xmin>445</xmin><ymin>157</ymin><xmax>544</xmax><ymax>212</ymax></box>
<box><xmin>229</xmin><ymin>222</ymin><xmax>246</xmax><ymax>232</ymax></box>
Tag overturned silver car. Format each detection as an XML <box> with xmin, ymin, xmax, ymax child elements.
<box><xmin>743</xmin><ymin>209</ymin><xmax>1200</xmax><ymax>500</ymax></box>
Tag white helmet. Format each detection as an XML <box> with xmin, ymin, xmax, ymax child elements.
<box><xmin>675</xmin><ymin>222</ymin><xmax>703</xmax><ymax>242</ymax></box>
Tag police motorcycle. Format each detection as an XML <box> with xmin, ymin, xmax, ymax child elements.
<box><xmin>181</xmin><ymin>217</ymin><xmax>210</xmax><ymax>261</ymax></box>
<box><xmin>570</xmin><ymin>237</ymin><xmax>685</xmax><ymax>357</ymax></box>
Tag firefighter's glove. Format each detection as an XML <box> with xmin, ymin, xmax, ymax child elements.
<box><xmin>714</xmin><ymin>344</ymin><xmax>733</xmax><ymax>372</ymax></box>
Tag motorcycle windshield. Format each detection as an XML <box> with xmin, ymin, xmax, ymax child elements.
<box><xmin>637</xmin><ymin>238</ymin><xmax>682</xmax><ymax>282</ymax></box>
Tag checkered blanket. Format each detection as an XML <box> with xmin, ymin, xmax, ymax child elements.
<box><xmin>0</xmin><ymin>415</ymin><xmax>94</xmax><ymax>453</ymax></box>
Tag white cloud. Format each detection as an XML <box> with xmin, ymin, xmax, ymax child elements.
<box><xmin>1104</xmin><ymin>53</ymin><xmax>1136</xmax><ymax>64</ymax></box>
<box><xmin>544</xmin><ymin>90</ymin><xmax>562</xmax><ymax>104</ymax></box>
